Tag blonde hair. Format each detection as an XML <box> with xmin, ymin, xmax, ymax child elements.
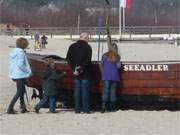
<box><xmin>106</xmin><ymin>51</ymin><xmax>120</xmax><ymax>63</ymax></box>
<box><xmin>16</xmin><ymin>37</ymin><xmax>29</xmax><ymax>49</ymax></box>
<box><xmin>106</xmin><ymin>43</ymin><xmax>120</xmax><ymax>63</ymax></box>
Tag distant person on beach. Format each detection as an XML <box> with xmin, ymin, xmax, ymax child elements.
<box><xmin>34</xmin><ymin>59</ymin><xmax>66</xmax><ymax>113</ymax></box>
<box><xmin>66</xmin><ymin>33</ymin><xmax>92</xmax><ymax>113</ymax></box>
<box><xmin>100</xmin><ymin>43</ymin><xmax>121</xmax><ymax>113</ymax></box>
<box><xmin>41</xmin><ymin>34</ymin><xmax>48</xmax><ymax>49</ymax></box>
<box><xmin>6</xmin><ymin>23</ymin><xmax>12</xmax><ymax>35</ymax></box>
<box><xmin>6</xmin><ymin>24</ymin><xmax>11</xmax><ymax>31</ymax></box>
<box><xmin>34</xmin><ymin>32</ymin><xmax>41</xmax><ymax>51</ymax></box>
<box><xmin>7</xmin><ymin>37</ymin><xmax>32</xmax><ymax>114</ymax></box>
<box><xmin>6</xmin><ymin>24</ymin><xmax>10</xmax><ymax>30</ymax></box>
<box><xmin>24</xmin><ymin>23</ymin><xmax>30</xmax><ymax>35</ymax></box>
<box><xmin>34</xmin><ymin>32</ymin><xmax>40</xmax><ymax>43</ymax></box>
<box><xmin>34</xmin><ymin>40</ymin><xmax>42</xmax><ymax>51</ymax></box>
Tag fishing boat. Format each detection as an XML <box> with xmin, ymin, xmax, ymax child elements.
<box><xmin>26</xmin><ymin>53</ymin><xmax>180</xmax><ymax>109</ymax></box>
<box><xmin>26</xmin><ymin>0</ymin><xmax>179</xmax><ymax>109</ymax></box>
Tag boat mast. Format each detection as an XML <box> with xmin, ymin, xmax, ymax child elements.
<box><xmin>105</xmin><ymin>0</ymin><xmax>113</xmax><ymax>51</ymax></box>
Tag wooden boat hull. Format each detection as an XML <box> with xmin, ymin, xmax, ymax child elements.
<box><xmin>26</xmin><ymin>53</ymin><xmax>180</xmax><ymax>108</ymax></box>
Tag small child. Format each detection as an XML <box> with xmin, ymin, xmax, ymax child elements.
<box><xmin>34</xmin><ymin>41</ymin><xmax>41</xmax><ymax>51</ymax></box>
<box><xmin>35</xmin><ymin>59</ymin><xmax>66</xmax><ymax>113</ymax></box>
<box><xmin>100</xmin><ymin>43</ymin><xmax>121</xmax><ymax>113</ymax></box>
<box><xmin>41</xmin><ymin>35</ymin><xmax>48</xmax><ymax>49</ymax></box>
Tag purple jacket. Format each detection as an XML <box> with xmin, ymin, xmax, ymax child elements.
<box><xmin>102</xmin><ymin>55</ymin><xmax>120</xmax><ymax>82</ymax></box>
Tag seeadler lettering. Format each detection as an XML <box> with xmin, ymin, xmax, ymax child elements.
<box><xmin>124</xmin><ymin>64</ymin><xmax>169</xmax><ymax>71</ymax></box>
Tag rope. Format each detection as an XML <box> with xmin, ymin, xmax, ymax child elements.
<box><xmin>105</xmin><ymin>0</ymin><xmax>113</xmax><ymax>50</ymax></box>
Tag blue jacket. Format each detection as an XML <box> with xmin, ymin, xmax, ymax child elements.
<box><xmin>9</xmin><ymin>48</ymin><xmax>32</xmax><ymax>79</ymax></box>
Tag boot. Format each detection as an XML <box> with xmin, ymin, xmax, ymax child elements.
<box><xmin>34</xmin><ymin>106</ymin><xmax>40</xmax><ymax>113</ymax></box>
<box><xmin>21</xmin><ymin>108</ymin><xmax>29</xmax><ymax>113</ymax></box>
<box><xmin>110</xmin><ymin>102</ymin><xmax>116</xmax><ymax>112</ymax></box>
<box><xmin>20</xmin><ymin>103</ymin><xmax>28</xmax><ymax>113</ymax></box>
<box><xmin>101</xmin><ymin>102</ymin><xmax>108</xmax><ymax>113</ymax></box>
<box><xmin>7</xmin><ymin>108</ymin><xmax>16</xmax><ymax>114</ymax></box>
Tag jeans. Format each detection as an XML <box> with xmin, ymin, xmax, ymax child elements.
<box><xmin>74</xmin><ymin>79</ymin><xmax>90</xmax><ymax>112</ymax></box>
<box><xmin>36</xmin><ymin>95</ymin><xmax>56</xmax><ymax>112</ymax></box>
<box><xmin>8</xmin><ymin>79</ymin><xmax>26</xmax><ymax>110</ymax></box>
<box><xmin>102</xmin><ymin>81</ymin><xmax>117</xmax><ymax>102</ymax></box>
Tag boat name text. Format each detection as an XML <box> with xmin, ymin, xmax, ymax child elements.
<box><xmin>124</xmin><ymin>64</ymin><xmax>169</xmax><ymax>71</ymax></box>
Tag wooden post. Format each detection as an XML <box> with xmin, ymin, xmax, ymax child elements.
<box><xmin>119</xmin><ymin>7</ymin><xmax>122</xmax><ymax>39</ymax></box>
<box><xmin>123</xmin><ymin>7</ymin><xmax>125</xmax><ymax>31</ymax></box>
<box><xmin>77</xmin><ymin>14</ymin><xmax>80</xmax><ymax>35</ymax></box>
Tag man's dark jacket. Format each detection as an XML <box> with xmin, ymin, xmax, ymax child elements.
<box><xmin>66</xmin><ymin>40</ymin><xmax>92</xmax><ymax>79</ymax></box>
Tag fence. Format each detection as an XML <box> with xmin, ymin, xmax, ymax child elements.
<box><xmin>1</xmin><ymin>26</ymin><xmax>180</xmax><ymax>38</ymax></box>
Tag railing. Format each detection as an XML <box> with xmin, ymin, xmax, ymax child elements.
<box><xmin>1</xmin><ymin>26</ymin><xmax>180</xmax><ymax>37</ymax></box>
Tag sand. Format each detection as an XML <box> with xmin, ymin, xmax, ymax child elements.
<box><xmin>0</xmin><ymin>36</ymin><xmax>180</xmax><ymax>135</ymax></box>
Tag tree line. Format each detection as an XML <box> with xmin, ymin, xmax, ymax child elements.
<box><xmin>0</xmin><ymin>0</ymin><xmax>179</xmax><ymax>27</ymax></box>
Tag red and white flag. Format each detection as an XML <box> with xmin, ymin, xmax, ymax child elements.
<box><xmin>120</xmin><ymin>0</ymin><xmax>132</xmax><ymax>9</ymax></box>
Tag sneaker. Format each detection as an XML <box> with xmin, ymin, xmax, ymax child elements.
<box><xmin>47</xmin><ymin>111</ymin><xmax>58</xmax><ymax>113</ymax></box>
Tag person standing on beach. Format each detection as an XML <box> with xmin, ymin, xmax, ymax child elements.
<box><xmin>100</xmin><ymin>43</ymin><xmax>121</xmax><ymax>113</ymax></box>
<box><xmin>34</xmin><ymin>32</ymin><xmax>40</xmax><ymax>43</ymax></box>
<box><xmin>66</xmin><ymin>33</ymin><xmax>92</xmax><ymax>113</ymax></box>
<box><xmin>41</xmin><ymin>34</ymin><xmax>48</xmax><ymax>49</ymax></box>
<box><xmin>7</xmin><ymin>37</ymin><xmax>32</xmax><ymax>114</ymax></box>
<box><xmin>34</xmin><ymin>32</ymin><xmax>41</xmax><ymax>51</ymax></box>
<box><xmin>24</xmin><ymin>23</ymin><xmax>30</xmax><ymax>35</ymax></box>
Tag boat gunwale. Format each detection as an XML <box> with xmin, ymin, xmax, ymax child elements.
<box><xmin>27</xmin><ymin>53</ymin><xmax>180</xmax><ymax>64</ymax></box>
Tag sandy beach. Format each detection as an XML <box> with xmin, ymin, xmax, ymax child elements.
<box><xmin>0</xmin><ymin>36</ymin><xmax>180</xmax><ymax>135</ymax></box>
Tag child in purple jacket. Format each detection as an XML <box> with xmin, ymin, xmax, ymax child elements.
<box><xmin>100</xmin><ymin>43</ymin><xmax>121</xmax><ymax>113</ymax></box>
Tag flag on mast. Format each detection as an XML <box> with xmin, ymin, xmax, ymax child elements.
<box><xmin>120</xmin><ymin>0</ymin><xmax>132</xmax><ymax>9</ymax></box>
